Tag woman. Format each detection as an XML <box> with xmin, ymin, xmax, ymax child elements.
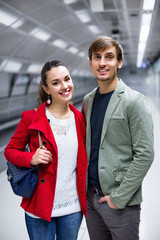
<box><xmin>4</xmin><ymin>60</ymin><xmax>88</xmax><ymax>240</ymax></box>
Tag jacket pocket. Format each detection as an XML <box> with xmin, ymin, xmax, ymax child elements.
<box><xmin>107</xmin><ymin>117</ymin><xmax>131</xmax><ymax>145</ymax></box>
<box><xmin>113</xmin><ymin>167</ymin><xmax>128</xmax><ymax>184</ymax></box>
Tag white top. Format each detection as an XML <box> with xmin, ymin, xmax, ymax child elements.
<box><xmin>26</xmin><ymin>108</ymin><xmax>81</xmax><ymax>218</ymax></box>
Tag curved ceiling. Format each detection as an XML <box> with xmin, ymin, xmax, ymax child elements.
<box><xmin>0</xmin><ymin>0</ymin><xmax>160</xmax><ymax>75</ymax></box>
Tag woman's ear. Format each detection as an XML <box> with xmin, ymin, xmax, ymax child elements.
<box><xmin>42</xmin><ymin>85</ymin><xmax>49</xmax><ymax>95</ymax></box>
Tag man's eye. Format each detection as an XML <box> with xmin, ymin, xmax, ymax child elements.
<box><xmin>94</xmin><ymin>55</ymin><xmax>100</xmax><ymax>59</ymax></box>
<box><xmin>107</xmin><ymin>55</ymin><xmax>113</xmax><ymax>60</ymax></box>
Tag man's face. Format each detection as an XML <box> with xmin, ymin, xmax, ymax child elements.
<box><xmin>89</xmin><ymin>46</ymin><xmax>123</xmax><ymax>83</ymax></box>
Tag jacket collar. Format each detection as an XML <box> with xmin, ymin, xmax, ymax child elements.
<box><xmin>28</xmin><ymin>102</ymin><xmax>81</xmax><ymax>149</ymax></box>
<box><xmin>86</xmin><ymin>78</ymin><xmax>126</xmax><ymax>117</ymax></box>
<box><xmin>100</xmin><ymin>79</ymin><xmax>126</xmax><ymax>146</ymax></box>
<box><xmin>29</xmin><ymin>102</ymin><xmax>49</xmax><ymax>132</ymax></box>
<box><xmin>28</xmin><ymin>102</ymin><xmax>57</xmax><ymax>150</ymax></box>
<box><xmin>85</xmin><ymin>79</ymin><xmax>126</xmax><ymax>147</ymax></box>
<box><xmin>89</xmin><ymin>78</ymin><xmax>125</xmax><ymax>96</ymax></box>
<box><xmin>29</xmin><ymin>102</ymin><xmax>81</xmax><ymax>130</ymax></box>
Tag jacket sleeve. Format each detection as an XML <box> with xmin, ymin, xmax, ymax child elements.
<box><xmin>110</xmin><ymin>94</ymin><xmax>154</xmax><ymax>208</ymax></box>
<box><xmin>4</xmin><ymin>111</ymin><xmax>35</xmax><ymax>168</ymax></box>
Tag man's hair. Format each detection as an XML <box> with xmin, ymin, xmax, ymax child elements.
<box><xmin>88</xmin><ymin>36</ymin><xmax>123</xmax><ymax>61</ymax></box>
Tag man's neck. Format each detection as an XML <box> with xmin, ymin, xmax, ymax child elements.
<box><xmin>98</xmin><ymin>78</ymin><xmax>118</xmax><ymax>94</ymax></box>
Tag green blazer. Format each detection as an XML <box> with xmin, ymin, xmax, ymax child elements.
<box><xmin>82</xmin><ymin>79</ymin><xmax>154</xmax><ymax>208</ymax></box>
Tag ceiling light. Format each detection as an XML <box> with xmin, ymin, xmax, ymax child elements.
<box><xmin>136</xmin><ymin>0</ymin><xmax>156</xmax><ymax>68</ymax></box>
<box><xmin>68</xmin><ymin>47</ymin><xmax>79</xmax><ymax>54</ymax></box>
<box><xmin>136</xmin><ymin>12</ymin><xmax>152</xmax><ymax>68</ymax></box>
<box><xmin>0</xmin><ymin>9</ymin><xmax>18</xmax><ymax>26</ymax></box>
<box><xmin>137</xmin><ymin>42</ymin><xmax>146</xmax><ymax>67</ymax></box>
<box><xmin>0</xmin><ymin>59</ymin><xmax>7</xmax><ymax>71</ymax></box>
<box><xmin>53</xmin><ymin>39</ymin><xmax>68</xmax><ymax>49</ymax></box>
<box><xmin>75</xmin><ymin>10</ymin><xmax>91</xmax><ymax>23</ymax></box>
<box><xmin>139</xmin><ymin>13</ymin><xmax>152</xmax><ymax>42</ymax></box>
<box><xmin>143</xmin><ymin>0</ymin><xmax>156</xmax><ymax>10</ymax></box>
<box><xmin>71</xmin><ymin>70</ymin><xmax>78</xmax><ymax>75</ymax></box>
<box><xmin>1</xmin><ymin>60</ymin><xmax>22</xmax><ymax>72</ymax></box>
<box><xmin>11</xmin><ymin>19</ymin><xmax>24</xmax><ymax>29</ymax></box>
<box><xmin>64</xmin><ymin>0</ymin><xmax>77</xmax><ymax>4</ymax></box>
<box><xmin>27</xmin><ymin>64</ymin><xmax>41</xmax><ymax>73</ymax></box>
<box><xmin>88</xmin><ymin>25</ymin><xmax>101</xmax><ymax>35</ymax></box>
<box><xmin>78</xmin><ymin>52</ymin><xmax>86</xmax><ymax>57</ymax></box>
<box><xmin>89</xmin><ymin>0</ymin><xmax>104</xmax><ymax>12</ymax></box>
<box><xmin>30</xmin><ymin>28</ymin><xmax>51</xmax><ymax>41</ymax></box>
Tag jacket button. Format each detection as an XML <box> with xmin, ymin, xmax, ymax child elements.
<box><xmin>43</xmin><ymin>141</ymin><xmax>47</xmax><ymax>146</ymax></box>
<box><xmin>40</xmin><ymin>179</ymin><xmax>45</xmax><ymax>183</ymax></box>
<box><xmin>101</xmin><ymin>167</ymin><xmax>105</xmax><ymax>169</ymax></box>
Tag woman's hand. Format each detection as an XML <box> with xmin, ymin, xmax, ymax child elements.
<box><xmin>31</xmin><ymin>146</ymin><xmax>52</xmax><ymax>165</ymax></box>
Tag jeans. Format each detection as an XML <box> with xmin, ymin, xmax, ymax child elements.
<box><xmin>25</xmin><ymin>211</ymin><xmax>83</xmax><ymax>240</ymax></box>
<box><xmin>86</xmin><ymin>188</ymin><xmax>141</xmax><ymax>240</ymax></box>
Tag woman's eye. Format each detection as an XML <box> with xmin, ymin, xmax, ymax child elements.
<box><xmin>65</xmin><ymin>77</ymin><xmax>70</xmax><ymax>81</ymax></box>
<box><xmin>53</xmin><ymin>82</ymin><xmax>58</xmax><ymax>85</ymax></box>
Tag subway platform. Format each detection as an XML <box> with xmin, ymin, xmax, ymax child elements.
<box><xmin>0</xmin><ymin>99</ymin><xmax>160</xmax><ymax>240</ymax></box>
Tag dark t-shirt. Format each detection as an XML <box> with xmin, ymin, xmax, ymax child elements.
<box><xmin>88</xmin><ymin>89</ymin><xmax>114</xmax><ymax>188</ymax></box>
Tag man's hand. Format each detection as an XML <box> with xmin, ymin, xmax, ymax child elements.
<box><xmin>99</xmin><ymin>195</ymin><xmax>120</xmax><ymax>209</ymax></box>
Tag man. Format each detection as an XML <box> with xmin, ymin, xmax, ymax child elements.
<box><xmin>82</xmin><ymin>36</ymin><xmax>154</xmax><ymax>240</ymax></box>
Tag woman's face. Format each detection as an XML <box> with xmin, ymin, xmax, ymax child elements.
<box><xmin>43</xmin><ymin>66</ymin><xmax>74</xmax><ymax>105</ymax></box>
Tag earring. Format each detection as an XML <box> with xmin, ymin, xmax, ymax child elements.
<box><xmin>47</xmin><ymin>94</ymin><xmax>51</xmax><ymax>104</ymax></box>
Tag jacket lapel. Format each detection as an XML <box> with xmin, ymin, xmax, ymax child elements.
<box><xmin>100</xmin><ymin>79</ymin><xmax>126</xmax><ymax>146</ymax></box>
<box><xmin>85</xmin><ymin>88</ymin><xmax>98</xmax><ymax>152</ymax></box>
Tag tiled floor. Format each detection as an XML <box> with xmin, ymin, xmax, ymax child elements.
<box><xmin>0</xmin><ymin>99</ymin><xmax>160</xmax><ymax>240</ymax></box>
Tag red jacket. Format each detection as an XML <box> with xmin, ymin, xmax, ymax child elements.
<box><xmin>4</xmin><ymin>102</ymin><xmax>88</xmax><ymax>221</ymax></box>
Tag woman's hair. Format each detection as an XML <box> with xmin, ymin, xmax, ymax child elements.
<box><xmin>88</xmin><ymin>36</ymin><xmax>123</xmax><ymax>61</ymax></box>
<box><xmin>38</xmin><ymin>60</ymin><xmax>66</xmax><ymax>106</ymax></box>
